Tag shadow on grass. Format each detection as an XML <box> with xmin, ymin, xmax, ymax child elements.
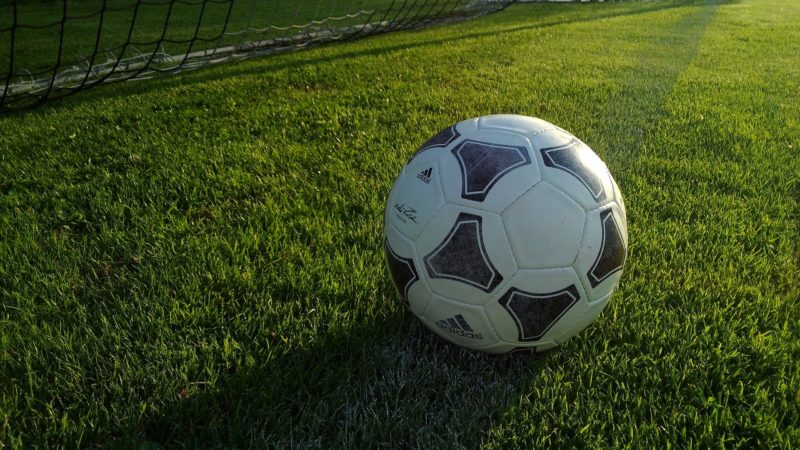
<box><xmin>138</xmin><ymin>307</ymin><xmax>548</xmax><ymax>447</ymax></box>
<box><xmin>13</xmin><ymin>0</ymin><xmax>710</xmax><ymax>116</ymax></box>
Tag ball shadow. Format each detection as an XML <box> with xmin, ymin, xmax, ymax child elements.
<box><xmin>139</xmin><ymin>301</ymin><xmax>551</xmax><ymax>448</ymax></box>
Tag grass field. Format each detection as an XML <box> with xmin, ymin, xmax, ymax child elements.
<box><xmin>1</xmin><ymin>0</ymin><xmax>799</xmax><ymax>447</ymax></box>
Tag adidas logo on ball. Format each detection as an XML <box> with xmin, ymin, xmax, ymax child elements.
<box><xmin>435</xmin><ymin>314</ymin><xmax>483</xmax><ymax>340</ymax></box>
<box><xmin>416</xmin><ymin>167</ymin><xmax>433</xmax><ymax>184</ymax></box>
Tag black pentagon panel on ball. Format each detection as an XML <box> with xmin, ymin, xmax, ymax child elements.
<box><xmin>498</xmin><ymin>285</ymin><xmax>580</xmax><ymax>342</ymax></box>
<box><xmin>588</xmin><ymin>209</ymin><xmax>627</xmax><ymax>288</ymax></box>
<box><xmin>424</xmin><ymin>213</ymin><xmax>503</xmax><ymax>293</ymax></box>
<box><xmin>451</xmin><ymin>140</ymin><xmax>531</xmax><ymax>202</ymax></box>
<box><xmin>540</xmin><ymin>139</ymin><xmax>610</xmax><ymax>202</ymax></box>
<box><xmin>413</xmin><ymin>125</ymin><xmax>461</xmax><ymax>158</ymax></box>
<box><xmin>384</xmin><ymin>239</ymin><xmax>419</xmax><ymax>305</ymax></box>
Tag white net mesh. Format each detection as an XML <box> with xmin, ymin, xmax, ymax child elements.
<box><xmin>0</xmin><ymin>0</ymin><xmax>514</xmax><ymax>110</ymax></box>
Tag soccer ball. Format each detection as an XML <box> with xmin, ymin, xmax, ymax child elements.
<box><xmin>383</xmin><ymin>115</ymin><xmax>628</xmax><ymax>353</ymax></box>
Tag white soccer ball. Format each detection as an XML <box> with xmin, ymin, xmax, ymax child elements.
<box><xmin>383</xmin><ymin>115</ymin><xmax>628</xmax><ymax>354</ymax></box>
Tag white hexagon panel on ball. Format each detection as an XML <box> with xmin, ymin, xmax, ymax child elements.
<box><xmin>385</xmin><ymin>156</ymin><xmax>446</xmax><ymax>241</ymax></box>
<box><xmin>501</xmin><ymin>181</ymin><xmax>585</xmax><ymax>270</ymax></box>
<box><xmin>421</xmin><ymin>294</ymin><xmax>500</xmax><ymax>352</ymax></box>
<box><xmin>476</xmin><ymin>114</ymin><xmax>561</xmax><ymax>141</ymax></box>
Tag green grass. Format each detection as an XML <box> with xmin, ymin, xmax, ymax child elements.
<box><xmin>1</xmin><ymin>0</ymin><xmax>799</xmax><ymax>447</ymax></box>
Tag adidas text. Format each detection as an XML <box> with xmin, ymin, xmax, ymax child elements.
<box><xmin>435</xmin><ymin>314</ymin><xmax>483</xmax><ymax>340</ymax></box>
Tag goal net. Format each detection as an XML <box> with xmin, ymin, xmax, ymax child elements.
<box><xmin>0</xmin><ymin>0</ymin><xmax>514</xmax><ymax>111</ymax></box>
